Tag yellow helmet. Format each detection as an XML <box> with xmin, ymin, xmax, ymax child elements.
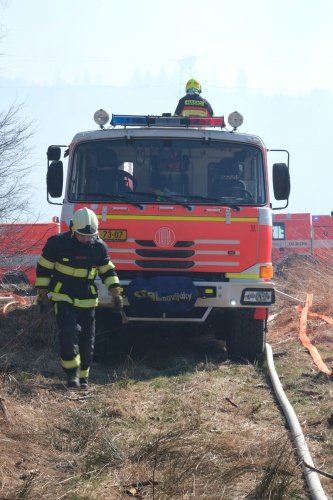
<box><xmin>185</xmin><ymin>78</ymin><xmax>201</xmax><ymax>94</ymax></box>
<box><xmin>71</xmin><ymin>207</ymin><xmax>98</xmax><ymax>236</ymax></box>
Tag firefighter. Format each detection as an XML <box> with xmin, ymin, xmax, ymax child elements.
<box><xmin>35</xmin><ymin>207</ymin><xmax>123</xmax><ymax>389</ymax></box>
<box><xmin>174</xmin><ymin>78</ymin><xmax>214</xmax><ymax>118</ymax></box>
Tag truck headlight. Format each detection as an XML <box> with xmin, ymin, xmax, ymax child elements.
<box><xmin>241</xmin><ymin>289</ymin><xmax>275</xmax><ymax>305</ymax></box>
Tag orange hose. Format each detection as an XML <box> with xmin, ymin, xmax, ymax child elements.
<box><xmin>0</xmin><ymin>292</ymin><xmax>27</xmax><ymax>316</ymax></box>
<box><xmin>308</xmin><ymin>311</ymin><xmax>333</xmax><ymax>326</ymax></box>
<box><xmin>2</xmin><ymin>300</ymin><xmax>19</xmax><ymax>315</ymax></box>
<box><xmin>298</xmin><ymin>293</ymin><xmax>332</xmax><ymax>376</ymax></box>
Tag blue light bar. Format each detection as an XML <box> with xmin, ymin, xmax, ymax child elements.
<box><xmin>111</xmin><ymin>115</ymin><xmax>148</xmax><ymax>126</ymax></box>
<box><xmin>148</xmin><ymin>116</ymin><xmax>189</xmax><ymax>126</ymax></box>
<box><xmin>111</xmin><ymin>114</ymin><xmax>225</xmax><ymax>128</ymax></box>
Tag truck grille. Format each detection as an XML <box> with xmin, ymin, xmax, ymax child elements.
<box><xmin>136</xmin><ymin>260</ymin><xmax>194</xmax><ymax>269</ymax></box>
<box><xmin>136</xmin><ymin>249</ymin><xmax>195</xmax><ymax>258</ymax></box>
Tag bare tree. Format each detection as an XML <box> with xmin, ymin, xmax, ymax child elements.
<box><xmin>0</xmin><ymin>1</ymin><xmax>38</xmax><ymax>288</ymax></box>
<box><xmin>0</xmin><ymin>105</ymin><xmax>37</xmax><ymax>287</ymax></box>
<box><xmin>0</xmin><ymin>103</ymin><xmax>34</xmax><ymax>221</ymax></box>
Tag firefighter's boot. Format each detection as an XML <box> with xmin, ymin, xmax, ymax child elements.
<box><xmin>79</xmin><ymin>378</ymin><xmax>89</xmax><ymax>390</ymax></box>
<box><xmin>66</xmin><ymin>368</ymin><xmax>79</xmax><ymax>389</ymax></box>
<box><xmin>79</xmin><ymin>367</ymin><xmax>90</xmax><ymax>390</ymax></box>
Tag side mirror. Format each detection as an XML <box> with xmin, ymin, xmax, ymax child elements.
<box><xmin>47</xmin><ymin>146</ymin><xmax>62</xmax><ymax>161</ymax></box>
<box><xmin>273</xmin><ymin>163</ymin><xmax>290</xmax><ymax>201</ymax></box>
<box><xmin>47</xmin><ymin>161</ymin><xmax>63</xmax><ymax>198</ymax></box>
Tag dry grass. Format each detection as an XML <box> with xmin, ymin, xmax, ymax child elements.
<box><xmin>275</xmin><ymin>256</ymin><xmax>333</xmax><ymax>315</ymax></box>
<box><xmin>0</xmin><ymin>261</ymin><xmax>333</xmax><ymax>498</ymax></box>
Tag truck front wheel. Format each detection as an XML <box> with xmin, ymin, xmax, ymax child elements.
<box><xmin>225</xmin><ymin>308</ymin><xmax>266</xmax><ymax>363</ymax></box>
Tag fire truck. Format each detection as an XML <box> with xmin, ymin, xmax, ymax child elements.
<box><xmin>45</xmin><ymin>110</ymin><xmax>290</xmax><ymax>361</ymax></box>
<box><xmin>272</xmin><ymin>212</ymin><xmax>333</xmax><ymax>266</ymax></box>
<box><xmin>272</xmin><ymin>213</ymin><xmax>312</xmax><ymax>265</ymax></box>
<box><xmin>312</xmin><ymin>214</ymin><xmax>333</xmax><ymax>262</ymax></box>
<box><xmin>0</xmin><ymin>222</ymin><xmax>60</xmax><ymax>286</ymax></box>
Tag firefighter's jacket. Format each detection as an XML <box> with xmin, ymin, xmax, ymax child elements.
<box><xmin>35</xmin><ymin>231</ymin><xmax>119</xmax><ymax>308</ymax></box>
<box><xmin>174</xmin><ymin>92</ymin><xmax>214</xmax><ymax>118</ymax></box>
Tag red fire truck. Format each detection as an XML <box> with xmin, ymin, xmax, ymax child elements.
<box><xmin>272</xmin><ymin>213</ymin><xmax>333</xmax><ymax>266</ymax></box>
<box><xmin>45</xmin><ymin>110</ymin><xmax>290</xmax><ymax>361</ymax></box>
<box><xmin>0</xmin><ymin>222</ymin><xmax>60</xmax><ymax>286</ymax></box>
<box><xmin>272</xmin><ymin>213</ymin><xmax>312</xmax><ymax>265</ymax></box>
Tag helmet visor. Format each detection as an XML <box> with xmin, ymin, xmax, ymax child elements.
<box><xmin>74</xmin><ymin>224</ymin><xmax>98</xmax><ymax>236</ymax></box>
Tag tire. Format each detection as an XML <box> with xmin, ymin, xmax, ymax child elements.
<box><xmin>225</xmin><ymin>308</ymin><xmax>266</xmax><ymax>363</ymax></box>
<box><xmin>211</xmin><ymin>310</ymin><xmax>231</xmax><ymax>341</ymax></box>
<box><xmin>2</xmin><ymin>271</ymin><xmax>29</xmax><ymax>285</ymax></box>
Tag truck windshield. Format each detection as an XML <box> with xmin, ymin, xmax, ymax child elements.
<box><xmin>68</xmin><ymin>138</ymin><xmax>266</xmax><ymax>205</ymax></box>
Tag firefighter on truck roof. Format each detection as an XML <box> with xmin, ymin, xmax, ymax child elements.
<box><xmin>174</xmin><ymin>78</ymin><xmax>214</xmax><ymax>118</ymax></box>
<box><xmin>35</xmin><ymin>207</ymin><xmax>123</xmax><ymax>389</ymax></box>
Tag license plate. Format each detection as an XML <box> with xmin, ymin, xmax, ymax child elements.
<box><xmin>99</xmin><ymin>229</ymin><xmax>127</xmax><ymax>241</ymax></box>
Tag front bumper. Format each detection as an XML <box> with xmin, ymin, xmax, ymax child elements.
<box><xmin>96</xmin><ymin>278</ymin><xmax>275</xmax><ymax>310</ymax></box>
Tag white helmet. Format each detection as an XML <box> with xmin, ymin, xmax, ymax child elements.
<box><xmin>71</xmin><ymin>207</ymin><xmax>98</xmax><ymax>236</ymax></box>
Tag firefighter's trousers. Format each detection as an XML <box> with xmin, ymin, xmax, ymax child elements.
<box><xmin>54</xmin><ymin>301</ymin><xmax>95</xmax><ymax>379</ymax></box>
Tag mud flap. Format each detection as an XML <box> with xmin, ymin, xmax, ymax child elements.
<box><xmin>254</xmin><ymin>307</ymin><xmax>268</xmax><ymax>320</ymax></box>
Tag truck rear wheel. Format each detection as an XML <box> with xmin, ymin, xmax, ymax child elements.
<box><xmin>225</xmin><ymin>308</ymin><xmax>266</xmax><ymax>363</ymax></box>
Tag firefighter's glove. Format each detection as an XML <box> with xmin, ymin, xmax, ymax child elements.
<box><xmin>37</xmin><ymin>288</ymin><xmax>50</xmax><ymax>308</ymax></box>
<box><xmin>109</xmin><ymin>287</ymin><xmax>124</xmax><ymax>311</ymax></box>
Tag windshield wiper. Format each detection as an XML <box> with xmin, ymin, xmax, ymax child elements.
<box><xmin>77</xmin><ymin>191</ymin><xmax>241</xmax><ymax>211</ymax></box>
<box><xmin>123</xmin><ymin>191</ymin><xmax>192</xmax><ymax>209</ymax></box>
<box><xmin>172</xmin><ymin>194</ymin><xmax>241</xmax><ymax>211</ymax></box>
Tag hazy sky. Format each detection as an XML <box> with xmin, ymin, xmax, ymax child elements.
<box><xmin>3</xmin><ymin>0</ymin><xmax>333</xmax><ymax>93</ymax></box>
<box><xmin>1</xmin><ymin>0</ymin><xmax>333</xmax><ymax>221</ymax></box>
